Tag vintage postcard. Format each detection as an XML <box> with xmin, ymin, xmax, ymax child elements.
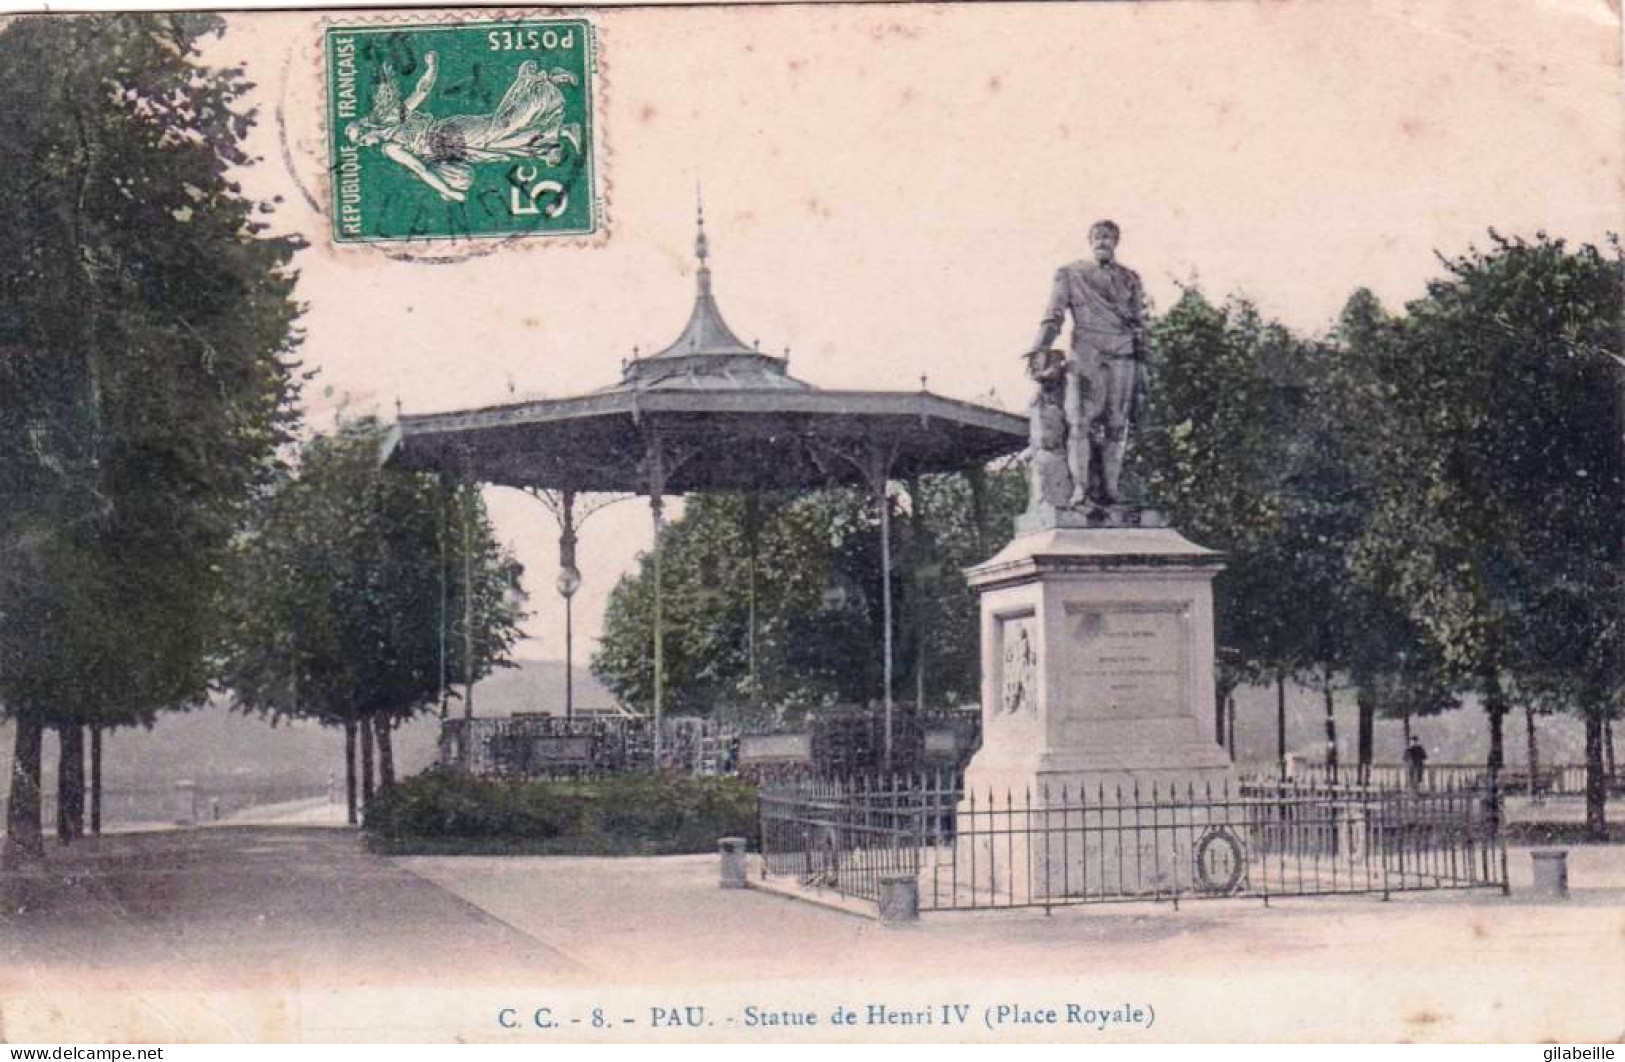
<box><xmin>0</xmin><ymin>0</ymin><xmax>1621</xmax><ymax>1047</ymax></box>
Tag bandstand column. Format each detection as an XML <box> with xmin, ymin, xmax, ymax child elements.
<box><xmin>908</xmin><ymin>474</ymin><xmax>929</xmax><ymax>713</ymax></box>
<box><xmin>866</xmin><ymin>440</ymin><xmax>896</xmax><ymax>775</ymax></box>
<box><xmin>458</xmin><ymin>457</ymin><xmax>477</xmax><ymax>722</ymax></box>
<box><xmin>743</xmin><ymin>492</ymin><xmax>761</xmax><ymax>706</ymax></box>
<box><xmin>556</xmin><ymin>490</ymin><xmax>580</xmax><ymax>721</ymax></box>
<box><xmin>645</xmin><ymin>435</ymin><xmax>668</xmax><ymax>769</ymax></box>
<box><xmin>437</xmin><ymin>472</ymin><xmax>454</xmax><ymax>720</ymax></box>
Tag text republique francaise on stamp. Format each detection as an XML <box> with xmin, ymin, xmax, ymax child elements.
<box><xmin>325</xmin><ymin>18</ymin><xmax>598</xmax><ymax>245</ymax></box>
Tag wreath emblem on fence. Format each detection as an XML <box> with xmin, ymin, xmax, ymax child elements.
<box><xmin>1193</xmin><ymin>825</ymin><xmax>1247</xmax><ymax>894</ymax></box>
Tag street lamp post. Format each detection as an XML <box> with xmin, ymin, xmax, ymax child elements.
<box><xmin>523</xmin><ymin>488</ymin><xmax>631</xmax><ymax>721</ymax></box>
<box><xmin>556</xmin><ymin>510</ymin><xmax>582</xmax><ymax>720</ymax></box>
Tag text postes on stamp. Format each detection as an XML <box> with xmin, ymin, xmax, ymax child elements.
<box><xmin>324</xmin><ymin>18</ymin><xmax>597</xmax><ymax>245</ymax></box>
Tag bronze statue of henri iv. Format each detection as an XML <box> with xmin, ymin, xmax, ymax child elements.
<box><xmin>1025</xmin><ymin>219</ymin><xmax>1151</xmax><ymax>519</ymax></box>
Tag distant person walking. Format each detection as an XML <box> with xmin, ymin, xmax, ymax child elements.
<box><xmin>1405</xmin><ymin>738</ymin><xmax>1429</xmax><ymax>789</ymax></box>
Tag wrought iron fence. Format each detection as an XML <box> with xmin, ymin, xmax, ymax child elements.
<box><xmin>440</xmin><ymin>715</ymin><xmax>738</xmax><ymax>778</ymax></box>
<box><xmin>758</xmin><ymin>774</ymin><xmax>1507</xmax><ymax>914</ymax></box>
<box><xmin>1285</xmin><ymin>761</ymin><xmax>1620</xmax><ymax>798</ymax></box>
<box><xmin>738</xmin><ymin>708</ymin><xmax>981</xmax><ymax>784</ymax></box>
<box><xmin>442</xmin><ymin>705</ymin><xmax>982</xmax><ymax>781</ymax></box>
<box><xmin>759</xmin><ymin>774</ymin><xmax>957</xmax><ymax>901</ymax></box>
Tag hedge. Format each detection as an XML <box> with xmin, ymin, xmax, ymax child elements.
<box><xmin>363</xmin><ymin>769</ymin><xmax>760</xmax><ymax>856</ymax></box>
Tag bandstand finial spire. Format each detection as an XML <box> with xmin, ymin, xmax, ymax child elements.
<box><xmin>695</xmin><ymin>181</ymin><xmax>709</xmax><ymax>266</ymax></box>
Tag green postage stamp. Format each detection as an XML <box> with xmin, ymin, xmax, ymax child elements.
<box><xmin>324</xmin><ymin>18</ymin><xmax>597</xmax><ymax>244</ymax></box>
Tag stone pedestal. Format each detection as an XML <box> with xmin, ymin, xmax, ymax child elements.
<box><xmin>956</xmin><ymin>523</ymin><xmax>1234</xmax><ymax>900</ymax></box>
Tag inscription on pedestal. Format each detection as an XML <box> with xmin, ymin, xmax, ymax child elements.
<box><xmin>1063</xmin><ymin>603</ymin><xmax>1187</xmax><ymax>719</ymax></box>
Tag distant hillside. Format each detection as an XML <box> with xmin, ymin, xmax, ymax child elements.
<box><xmin>1230</xmin><ymin>683</ymin><xmax>1590</xmax><ymax>769</ymax></box>
<box><xmin>0</xmin><ymin>665</ymin><xmax>1597</xmax><ymax>810</ymax></box>
<box><xmin>0</xmin><ymin>659</ymin><xmax>616</xmax><ymax>801</ymax></box>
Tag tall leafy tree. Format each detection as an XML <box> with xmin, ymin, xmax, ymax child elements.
<box><xmin>1335</xmin><ymin>290</ymin><xmax>1462</xmax><ymax>773</ymax></box>
<box><xmin>593</xmin><ymin>471</ymin><xmax>1023</xmax><ymax>723</ymax></box>
<box><xmin>0</xmin><ymin>14</ymin><xmax>303</xmax><ymax>862</ymax></box>
<box><xmin>221</xmin><ymin>419</ymin><xmax>526</xmax><ymax>823</ymax></box>
<box><xmin>1274</xmin><ymin>324</ymin><xmax>1401</xmax><ymax>775</ymax></box>
<box><xmin>1138</xmin><ymin>289</ymin><xmax>1312</xmax><ymax>763</ymax></box>
<box><xmin>1366</xmin><ymin>233</ymin><xmax>1622</xmax><ymax>835</ymax></box>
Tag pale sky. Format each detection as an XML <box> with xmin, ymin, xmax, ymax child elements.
<box><xmin>212</xmin><ymin>0</ymin><xmax>1623</xmax><ymax>664</ymax></box>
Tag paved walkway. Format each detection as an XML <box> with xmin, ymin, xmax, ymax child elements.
<box><xmin>400</xmin><ymin>844</ymin><xmax>1625</xmax><ymax>1041</ymax></box>
<box><xmin>0</xmin><ymin>827</ymin><xmax>576</xmax><ymax>994</ymax></box>
<box><xmin>0</xmin><ymin>828</ymin><xmax>1619</xmax><ymax>1042</ymax></box>
<box><xmin>223</xmin><ymin>795</ymin><xmax>350</xmax><ymax>827</ymax></box>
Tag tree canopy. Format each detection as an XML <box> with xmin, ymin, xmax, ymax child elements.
<box><xmin>592</xmin><ymin>472</ymin><xmax>1023</xmax><ymax>724</ymax></box>
<box><xmin>0</xmin><ymin>14</ymin><xmax>304</xmax><ymax>860</ymax></box>
<box><xmin>1355</xmin><ymin>234</ymin><xmax>1623</xmax><ymax>831</ymax></box>
<box><xmin>222</xmin><ymin>418</ymin><xmax>526</xmax><ymax>734</ymax></box>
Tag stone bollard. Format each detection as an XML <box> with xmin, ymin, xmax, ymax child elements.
<box><xmin>174</xmin><ymin>780</ymin><xmax>198</xmax><ymax>826</ymax></box>
<box><xmin>718</xmin><ymin>837</ymin><xmax>747</xmax><ymax>889</ymax></box>
<box><xmin>1529</xmin><ymin>849</ymin><xmax>1569</xmax><ymax>899</ymax></box>
<box><xmin>878</xmin><ymin>873</ymin><xmax>919</xmax><ymax>926</ymax></box>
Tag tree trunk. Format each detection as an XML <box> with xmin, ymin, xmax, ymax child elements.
<box><xmin>1276</xmin><ymin>674</ymin><xmax>1288</xmax><ymax>781</ymax></box>
<box><xmin>1584</xmin><ymin>708</ymin><xmax>1607</xmax><ymax>841</ymax></box>
<box><xmin>4</xmin><ymin>715</ymin><xmax>46</xmax><ymax>866</ymax></box>
<box><xmin>1322</xmin><ymin>677</ymin><xmax>1339</xmax><ymax>777</ymax></box>
<box><xmin>1356</xmin><ymin>692</ymin><xmax>1375</xmax><ymax>784</ymax></box>
<box><xmin>1606</xmin><ymin>716</ymin><xmax>1617</xmax><ymax>782</ymax></box>
<box><xmin>376</xmin><ymin>717</ymin><xmax>395</xmax><ymax>790</ymax></box>
<box><xmin>90</xmin><ymin>725</ymin><xmax>103</xmax><ymax>837</ymax></box>
<box><xmin>56</xmin><ymin>723</ymin><xmax>85</xmax><ymax>843</ymax></box>
<box><xmin>360</xmin><ymin>716</ymin><xmax>375</xmax><ymax>810</ymax></box>
<box><xmin>1402</xmin><ymin>710</ymin><xmax>1412</xmax><ymax>749</ymax></box>
<box><xmin>1484</xmin><ymin>673</ymin><xmax>1507</xmax><ymax>772</ymax></box>
<box><xmin>1226</xmin><ymin>690</ymin><xmax>1237</xmax><ymax>762</ymax></box>
<box><xmin>344</xmin><ymin>722</ymin><xmax>358</xmax><ymax>826</ymax></box>
<box><xmin>963</xmin><ymin>466</ymin><xmax>988</xmax><ymax>560</ymax></box>
<box><xmin>1524</xmin><ymin>705</ymin><xmax>1540</xmax><ymax>802</ymax></box>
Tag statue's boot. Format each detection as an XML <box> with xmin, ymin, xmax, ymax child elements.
<box><xmin>1101</xmin><ymin>440</ymin><xmax>1128</xmax><ymax>505</ymax></box>
<box><xmin>1067</xmin><ymin>437</ymin><xmax>1092</xmax><ymax>508</ymax></box>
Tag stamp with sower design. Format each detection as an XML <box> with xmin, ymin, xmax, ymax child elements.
<box><xmin>325</xmin><ymin>18</ymin><xmax>598</xmax><ymax>244</ymax></box>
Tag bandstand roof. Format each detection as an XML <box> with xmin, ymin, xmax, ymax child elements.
<box><xmin>381</xmin><ymin>208</ymin><xmax>1026</xmax><ymax>493</ymax></box>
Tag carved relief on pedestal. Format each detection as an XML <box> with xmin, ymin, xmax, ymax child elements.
<box><xmin>998</xmin><ymin>614</ymin><xmax>1039</xmax><ymax>716</ymax></box>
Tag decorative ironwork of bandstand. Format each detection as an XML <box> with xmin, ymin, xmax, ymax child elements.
<box><xmin>382</xmin><ymin>203</ymin><xmax>1026</xmax><ymax>770</ymax></box>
